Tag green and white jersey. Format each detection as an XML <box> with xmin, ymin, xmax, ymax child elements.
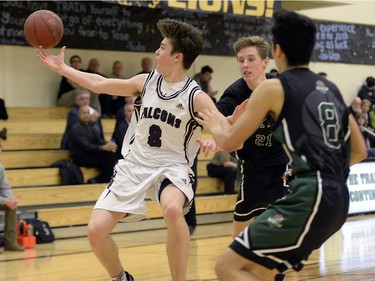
<box><xmin>273</xmin><ymin>68</ymin><xmax>351</xmax><ymax>177</ymax></box>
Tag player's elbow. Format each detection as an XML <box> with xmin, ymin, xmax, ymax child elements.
<box><xmin>219</xmin><ymin>141</ymin><xmax>238</xmax><ymax>152</ymax></box>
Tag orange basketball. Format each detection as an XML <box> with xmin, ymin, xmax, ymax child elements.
<box><xmin>23</xmin><ymin>10</ymin><xmax>64</xmax><ymax>49</ymax></box>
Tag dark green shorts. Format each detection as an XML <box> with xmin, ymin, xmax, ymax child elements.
<box><xmin>230</xmin><ymin>172</ymin><xmax>349</xmax><ymax>272</ymax></box>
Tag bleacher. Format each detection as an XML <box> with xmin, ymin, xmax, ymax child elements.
<box><xmin>0</xmin><ymin>107</ymin><xmax>236</xmax><ymax>238</ymax></box>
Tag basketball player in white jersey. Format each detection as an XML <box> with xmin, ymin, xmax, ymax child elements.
<box><xmin>36</xmin><ymin>19</ymin><xmax>220</xmax><ymax>281</ymax></box>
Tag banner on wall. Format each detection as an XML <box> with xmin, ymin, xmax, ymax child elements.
<box><xmin>1</xmin><ymin>1</ymin><xmax>374</xmax><ymax>64</ymax></box>
<box><xmin>347</xmin><ymin>160</ymin><xmax>375</xmax><ymax>215</ymax></box>
<box><xmin>113</xmin><ymin>0</ymin><xmax>280</xmax><ymax>18</ymax></box>
<box><xmin>0</xmin><ymin>1</ymin><xmax>277</xmax><ymax>56</ymax></box>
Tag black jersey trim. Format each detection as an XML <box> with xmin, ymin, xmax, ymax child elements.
<box><xmin>156</xmin><ymin>76</ymin><xmax>194</xmax><ymax>100</ymax></box>
<box><xmin>142</xmin><ymin>70</ymin><xmax>155</xmax><ymax>100</ymax></box>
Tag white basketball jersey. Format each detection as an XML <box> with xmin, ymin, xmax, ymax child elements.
<box><xmin>121</xmin><ymin>70</ymin><xmax>203</xmax><ymax>168</ymax></box>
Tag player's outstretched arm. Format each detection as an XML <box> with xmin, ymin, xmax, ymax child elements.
<box><xmin>36</xmin><ymin>46</ymin><xmax>145</xmax><ymax>97</ymax></box>
<box><xmin>196</xmin><ymin>80</ymin><xmax>282</xmax><ymax>151</ymax></box>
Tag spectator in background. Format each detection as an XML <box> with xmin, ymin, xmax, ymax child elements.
<box><xmin>193</xmin><ymin>65</ymin><xmax>218</xmax><ymax>103</ymax></box>
<box><xmin>86</xmin><ymin>58</ymin><xmax>109</xmax><ymax>117</ymax></box>
<box><xmin>101</xmin><ymin>61</ymin><xmax>127</xmax><ymax>117</ymax></box>
<box><xmin>370</xmin><ymin>104</ymin><xmax>375</xmax><ymax>129</ymax></box>
<box><xmin>137</xmin><ymin>57</ymin><xmax>153</xmax><ymax>74</ymax></box>
<box><xmin>361</xmin><ymin>99</ymin><xmax>372</xmax><ymax>128</ymax></box>
<box><xmin>112</xmin><ymin>102</ymin><xmax>134</xmax><ymax>159</ymax></box>
<box><xmin>0</xmin><ymin>145</ymin><xmax>24</xmax><ymax>252</ymax></box>
<box><xmin>358</xmin><ymin>76</ymin><xmax>375</xmax><ymax>105</ymax></box>
<box><xmin>356</xmin><ymin>112</ymin><xmax>375</xmax><ymax>156</ymax></box>
<box><xmin>269</xmin><ymin>68</ymin><xmax>278</xmax><ymax>74</ymax></box>
<box><xmin>349</xmin><ymin>96</ymin><xmax>363</xmax><ymax>116</ymax></box>
<box><xmin>0</xmin><ymin>98</ymin><xmax>8</xmax><ymax>120</ymax></box>
<box><xmin>61</xmin><ymin>89</ymin><xmax>103</xmax><ymax>149</ymax></box>
<box><xmin>57</xmin><ymin>55</ymin><xmax>85</xmax><ymax>107</ymax></box>
<box><xmin>114</xmin><ymin>96</ymin><xmax>137</xmax><ymax>136</ymax></box>
<box><xmin>0</xmin><ymin>98</ymin><xmax>8</xmax><ymax>141</ymax></box>
<box><xmin>69</xmin><ymin>105</ymin><xmax>117</xmax><ymax>184</ymax></box>
<box><xmin>207</xmin><ymin>151</ymin><xmax>238</xmax><ymax>194</ymax></box>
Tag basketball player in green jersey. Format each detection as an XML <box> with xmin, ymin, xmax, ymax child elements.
<box><xmin>196</xmin><ymin>10</ymin><xmax>367</xmax><ymax>281</ymax></box>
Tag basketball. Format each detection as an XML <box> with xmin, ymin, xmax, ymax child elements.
<box><xmin>23</xmin><ymin>10</ymin><xmax>64</xmax><ymax>49</ymax></box>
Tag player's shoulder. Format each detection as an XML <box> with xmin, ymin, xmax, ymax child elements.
<box><xmin>253</xmin><ymin>78</ymin><xmax>284</xmax><ymax>106</ymax></box>
<box><xmin>259</xmin><ymin>77</ymin><xmax>283</xmax><ymax>91</ymax></box>
<box><xmin>194</xmin><ymin>90</ymin><xmax>216</xmax><ymax>111</ymax></box>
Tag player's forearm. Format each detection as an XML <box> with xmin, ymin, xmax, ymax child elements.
<box><xmin>60</xmin><ymin>65</ymin><xmax>105</xmax><ymax>94</ymax></box>
<box><xmin>349</xmin><ymin>115</ymin><xmax>368</xmax><ymax>165</ymax></box>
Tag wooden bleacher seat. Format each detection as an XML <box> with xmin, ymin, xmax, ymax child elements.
<box><xmin>13</xmin><ymin>177</ymin><xmax>224</xmax><ymax>208</ymax></box>
<box><xmin>2</xmin><ymin>133</ymin><xmax>113</xmax><ymax>151</ymax></box>
<box><xmin>14</xmin><ymin>184</ymin><xmax>104</xmax><ymax>206</ymax></box>
<box><xmin>2</xmin><ymin>150</ymin><xmax>213</xmax><ymax>170</ymax></box>
<box><xmin>2</xmin><ymin>150</ymin><xmax>70</xmax><ymax>168</ymax></box>
<box><xmin>7</xmin><ymin>106</ymin><xmax>70</xmax><ymax>119</ymax></box>
<box><xmin>7</xmin><ymin>161</ymin><xmax>216</xmax><ymax>187</ymax></box>
<box><xmin>7</xmin><ymin>167</ymin><xmax>99</xmax><ymax>187</ymax></box>
<box><xmin>0</xmin><ymin>119</ymin><xmax>116</xmax><ymax>134</ymax></box>
<box><xmin>32</xmin><ymin>194</ymin><xmax>237</xmax><ymax>228</ymax></box>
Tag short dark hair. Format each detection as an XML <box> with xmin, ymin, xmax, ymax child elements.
<box><xmin>318</xmin><ymin>72</ymin><xmax>327</xmax><ymax>78</ymax></box>
<box><xmin>365</xmin><ymin>76</ymin><xmax>375</xmax><ymax>87</ymax></box>
<box><xmin>271</xmin><ymin>10</ymin><xmax>317</xmax><ymax>66</ymax></box>
<box><xmin>157</xmin><ymin>18</ymin><xmax>204</xmax><ymax>70</ymax></box>
<box><xmin>70</xmin><ymin>55</ymin><xmax>81</xmax><ymax>64</ymax></box>
<box><xmin>201</xmin><ymin>65</ymin><xmax>213</xmax><ymax>74</ymax></box>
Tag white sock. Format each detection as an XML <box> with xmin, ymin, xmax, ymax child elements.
<box><xmin>110</xmin><ymin>270</ymin><xmax>127</xmax><ymax>281</ymax></box>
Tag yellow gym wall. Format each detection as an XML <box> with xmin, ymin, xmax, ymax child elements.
<box><xmin>0</xmin><ymin>1</ymin><xmax>374</xmax><ymax>107</ymax></box>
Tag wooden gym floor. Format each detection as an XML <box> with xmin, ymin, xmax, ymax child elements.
<box><xmin>1</xmin><ymin>213</ymin><xmax>375</xmax><ymax>281</ymax></box>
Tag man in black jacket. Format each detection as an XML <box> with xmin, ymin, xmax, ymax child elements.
<box><xmin>69</xmin><ymin>105</ymin><xmax>117</xmax><ymax>183</ymax></box>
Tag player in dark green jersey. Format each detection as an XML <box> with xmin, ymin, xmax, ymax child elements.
<box><xmin>196</xmin><ymin>10</ymin><xmax>367</xmax><ymax>281</ymax></box>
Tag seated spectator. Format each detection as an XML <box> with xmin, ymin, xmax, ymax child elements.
<box><xmin>206</xmin><ymin>151</ymin><xmax>238</xmax><ymax>194</ymax></box>
<box><xmin>60</xmin><ymin>89</ymin><xmax>103</xmax><ymax>149</ymax></box>
<box><xmin>361</xmin><ymin>99</ymin><xmax>372</xmax><ymax>128</ymax></box>
<box><xmin>86</xmin><ymin>58</ymin><xmax>108</xmax><ymax>116</ymax></box>
<box><xmin>0</xmin><ymin>98</ymin><xmax>8</xmax><ymax>120</ymax></box>
<box><xmin>370</xmin><ymin>104</ymin><xmax>375</xmax><ymax>129</ymax></box>
<box><xmin>0</xmin><ymin>98</ymin><xmax>8</xmax><ymax>140</ymax></box>
<box><xmin>356</xmin><ymin>113</ymin><xmax>375</xmax><ymax>157</ymax></box>
<box><xmin>114</xmin><ymin>96</ymin><xmax>137</xmax><ymax>127</ymax></box>
<box><xmin>112</xmin><ymin>102</ymin><xmax>134</xmax><ymax>159</ymax></box>
<box><xmin>137</xmin><ymin>57</ymin><xmax>153</xmax><ymax>74</ymax></box>
<box><xmin>349</xmin><ymin>96</ymin><xmax>363</xmax><ymax>116</ymax></box>
<box><xmin>57</xmin><ymin>55</ymin><xmax>86</xmax><ymax>106</ymax></box>
<box><xmin>69</xmin><ymin>105</ymin><xmax>117</xmax><ymax>184</ymax></box>
<box><xmin>193</xmin><ymin>65</ymin><xmax>218</xmax><ymax>103</ymax></box>
<box><xmin>101</xmin><ymin>60</ymin><xmax>126</xmax><ymax>117</ymax></box>
<box><xmin>269</xmin><ymin>68</ymin><xmax>278</xmax><ymax>74</ymax></box>
<box><xmin>0</xmin><ymin>145</ymin><xmax>24</xmax><ymax>252</ymax></box>
<box><xmin>357</xmin><ymin>76</ymin><xmax>375</xmax><ymax>105</ymax></box>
